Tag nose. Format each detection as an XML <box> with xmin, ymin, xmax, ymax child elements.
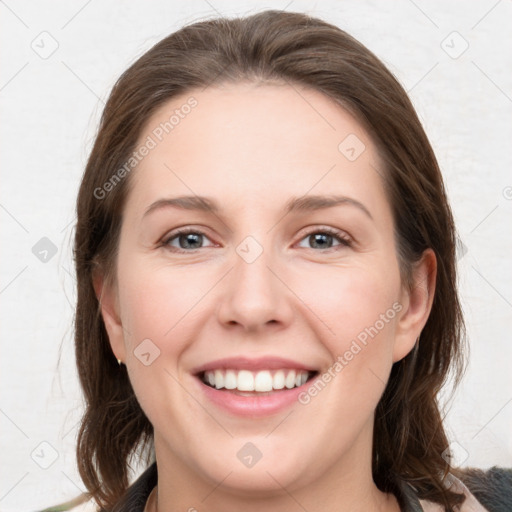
<box><xmin>216</xmin><ymin>240</ymin><xmax>294</xmax><ymax>333</ymax></box>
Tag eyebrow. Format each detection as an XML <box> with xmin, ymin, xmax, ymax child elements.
<box><xmin>143</xmin><ymin>194</ymin><xmax>373</xmax><ymax>220</ymax></box>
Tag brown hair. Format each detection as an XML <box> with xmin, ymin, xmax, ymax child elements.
<box><xmin>74</xmin><ymin>10</ymin><xmax>466</xmax><ymax>510</ymax></box>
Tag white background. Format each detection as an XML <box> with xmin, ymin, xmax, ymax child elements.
<box><xmin>1</xmin><ymin>1</ymin><xmax>511</xmax><ymax>510</ymax></box>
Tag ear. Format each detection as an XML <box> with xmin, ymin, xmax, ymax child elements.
<box><xmin>393</xmin><ymin>248</ymin><xmax>437</xmax><ymax>362</ymax></box>
<box><xmin>92</xmin><ymin>268</ymin><xmax>126</xmax><ymax>363</ymax></box>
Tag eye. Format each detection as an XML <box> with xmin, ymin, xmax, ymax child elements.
<box><xmin>296</xmin><ymin>227</ymin><xmax>352</xmax><ymax>251</ymax></box>
<box><xmin>162</xmin><ymin>228</ymin><xmax>215</xmax><ymax>252</ymax></box>
<box><xmin>160</xmin><ymin>226</ymin><xmax>352</xmax><ymax>253</ymax></box>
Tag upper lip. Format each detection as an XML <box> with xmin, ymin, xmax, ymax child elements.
<box><xmin>191</xmin><ymin>356</ymin><xmax>318</xmax><ymax>375</ymax></box>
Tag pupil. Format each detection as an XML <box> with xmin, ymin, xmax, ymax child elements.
<box><xmin>311</xmin><ymin>233</ymin><xmax>332</xmax><ymax>248</ymax></box>
<box><xmin>180</xmin><ymin>233</ymin><xmax>202</xmax><ymax>249</ymax></box>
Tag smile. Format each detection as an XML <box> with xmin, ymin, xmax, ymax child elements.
<box><xmin>200</xmin><ymin>369</ymin><xmax>316</xmax><ymax>392</ymax></box>
<box><xmin>191</xmin><ymin>356</ymin><xmax>321</xmax><ymax>416</ymax></box>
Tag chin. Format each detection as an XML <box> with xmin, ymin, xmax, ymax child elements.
<box><xmin>207</xmin><ymin>464</ymin><xmax>307</xmax><ymax>496</ymax></box>
<box><xmin>193</xmin><ymin>440</ymin><xmax>313</xmax><ymax>495</ymax></box>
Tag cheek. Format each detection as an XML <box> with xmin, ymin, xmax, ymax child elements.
<box><xmin>296</xmin><ymin>260</ymin><xmax>401</xmax><ymax>348</ymax></box>
<box><xmin>116</xmin><ymin>260</ymin><xmax>213</xmax><ymax>432</ymax></box>
<box><xmin>117</xmin><ymin>257</ymin><xmax>211</xmax><ymax>351</ymax></box>
<box><xmin>298</xmin><ymin>275</ymin><xmax>399</xmax><ymax>427</ymax></box>
<box><xmin>296</xmin><ymin>262</ymin><xmax>401</xmax><ymax>404</ymax></box>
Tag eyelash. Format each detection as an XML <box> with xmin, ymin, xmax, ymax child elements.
<box><xmin>160</xmin><ymin>226</ymin><xmax>353</xmax><ymax>253</ymax></box>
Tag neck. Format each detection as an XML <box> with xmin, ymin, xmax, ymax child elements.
<box><xmin>151</xmin><ymin>421</ymin><xmax>399</xmax><ymax>512</ymax></box>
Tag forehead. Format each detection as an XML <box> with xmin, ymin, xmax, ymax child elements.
<box><xmin>126</xmin><ymin>82</ymin><xmax>389</xmax><ymax>220</ymax></box>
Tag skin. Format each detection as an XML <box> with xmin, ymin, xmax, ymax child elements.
<box><xmin>95</xmin><ymin>82</ymin><xmax>436</xmax><ymax>512</ymax></box>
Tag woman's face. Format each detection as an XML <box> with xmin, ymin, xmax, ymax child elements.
<box><xmin>98</xmin><ymin>82</ymin><xmax>434</xmax><ymax>496</ymax></box>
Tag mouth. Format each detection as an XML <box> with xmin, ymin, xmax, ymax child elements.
<box><xmin>191</xmin><ymin>356</ymin><xmax>321</xmax><ymax>415</ymax></box>
<box><xmin>196</xmin><ymin>369</ymin><xmax>319</xmax><ymax>396</ymax></box>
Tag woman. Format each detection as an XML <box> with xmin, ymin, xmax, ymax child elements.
<box><xmin>51</xmin><ymin>9</ymin><xmax>510</xmax><ymax>512</ymax></box>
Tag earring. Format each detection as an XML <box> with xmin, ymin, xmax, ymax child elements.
<box><xmin>117</xmin><ymin>358</ymin><xmax>123</xmax><ymax>366</ymax></box>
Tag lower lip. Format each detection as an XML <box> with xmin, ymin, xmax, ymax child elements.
<box><xmin>195</xmin><ymin>375</ymin><xmax>316</xmax><ymax>417</ymax></box>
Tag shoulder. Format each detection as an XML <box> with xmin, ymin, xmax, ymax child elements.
<box><xmin>38</xmin><ymin>495</ymin><xmax>101</xmax><ymax>512</ymax></box>
<box><xmin>456</xmin><ymin>466</ymin><xmax>512</xmax><ymax>512</ymax></box>
<box><xmin>68</xmin><ymin>499</ymin><xmax>101</xmax><ymax>512</ymax></box>
<box><xmin>46</xmin><ymin>463</ymin><xmax>157</xmax><ymax>512</ymax></box>
<box><xmin>419</xmin><ymin>466</ymin><xmax>512</xmax><ymax>512</ymax></box>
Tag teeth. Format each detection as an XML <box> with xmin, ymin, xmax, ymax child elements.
<box><xmin>285</xmin><ymin>370</ymin><xmax>296</xmax><ymax>389</ymax></box>
<box><xmin>214</xmin><ymin>370</ymin><xmax>224</xmax><ymax>389</ymax></box>
<box><xmin>203</xmin><ymin>369</ymin><xmax>311</xmax><ymax>392</ymax></box>
<box><xmin>238</xmin><ymin>370</ymin><xmax>254</xmax><ymax>391</ymax></box>
<box><xmin>254</xmin><ymin>370</ymin><xmax>273</xmax><ymax>392</ymax></box>
<box><xmin>273</xmin><ymin>370</ymin><xmax>285</xmax><ymax>389</ymax></box>
<box><xmin>224</xmin><ymin>369</ymin><xmax>237</xmax><ymax>389</ymax></box>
